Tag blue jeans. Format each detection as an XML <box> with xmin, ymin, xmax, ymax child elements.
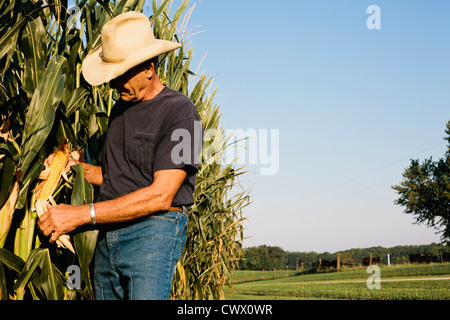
<box><xmin>94</xmin><ymin>209</ymin><xmax>188</xmax><ymax>300</ymax></box>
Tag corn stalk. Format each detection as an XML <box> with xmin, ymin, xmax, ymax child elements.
<box><xmin>0</xmin><ymin>0</ymin><xmax>249</xmax><ymax>300</ymax></box>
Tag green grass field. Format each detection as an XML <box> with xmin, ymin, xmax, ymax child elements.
<box><xmin>225</xmin><ymin>263</ymin><xmax>450</xmax><ymax>300</ymax></box>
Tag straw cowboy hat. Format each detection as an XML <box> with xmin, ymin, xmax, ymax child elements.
<box><xmin>82</xmin><ymin>11</ymin><xmax>181</xmax><ymax>86</ymax></box>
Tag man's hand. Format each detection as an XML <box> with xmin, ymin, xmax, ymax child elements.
<box><xmin>38</xmin><ymin>203</ymin><xmax>90</xmax><ymax>243</ymax></box>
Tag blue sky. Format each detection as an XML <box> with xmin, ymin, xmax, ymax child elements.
<box><xmin>175</xmin><ymin>0</ymin><xmax>450</xmax><ymax>253</ymax></box>
<box><xmin>153</xmin><ymin>1</ymin><xmax>450</xmax><ymax>253</ymax></box>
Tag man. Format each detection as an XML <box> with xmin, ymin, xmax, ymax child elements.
<box><xmin>38</xmin><ymin>11</ymin><xmax>202</xmax><ymax>300</ymax></box>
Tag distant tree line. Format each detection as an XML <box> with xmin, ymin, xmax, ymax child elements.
<box><xmin>238</xmin><ymin>243</ymin><xmax>450</xmax><ymax>270</ymax></box>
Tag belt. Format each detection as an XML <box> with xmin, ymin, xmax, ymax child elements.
<box><xmin>169</xmin><ymin>206</ymin><xmax>183</xmax><ymax>212</ymax></box>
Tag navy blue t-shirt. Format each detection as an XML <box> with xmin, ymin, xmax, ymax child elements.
<box><xmin>98</xmin><ymin>86</ymin><xmax>202</xmax><ymax>207</ymax></box>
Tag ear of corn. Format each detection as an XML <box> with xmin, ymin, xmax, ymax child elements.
<box><xmin>37</xmin><ymin>140</ymin><xmax>70</xmax><ymax>201</ymax></box>
<box><xmin>35</xmin><ymin>139</ymin><xmax>74</xmax><ymax>253</ymax></box>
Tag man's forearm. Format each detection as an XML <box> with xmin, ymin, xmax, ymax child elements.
<box><xmin>85</xmin><ymin>169</ymin><xmax>186</xmax><ymax>225</ymax></box>
<box><xmin>80</xmin><ymin>162</ymin><xmax>103</xmax><ymax>186</ymax></box>
<box><xmin>41</xmin><ymin>181</ymin><xmax>174</xmax><ymax>243</ymax></box>
<box><xmin>92</xmin><ymin>184</ymin><xmax>172</xmax><ymax>224</ymax></box>
<box><xmin>39</xmin><ymin>169</ymin><xmax>186</xmax><ymax>242</ymax></box>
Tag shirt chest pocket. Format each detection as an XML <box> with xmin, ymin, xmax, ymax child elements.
<box><xmin>127</xmin><ymin>132</ymin><xmax>157</xmax><ymax>169</ymax></box>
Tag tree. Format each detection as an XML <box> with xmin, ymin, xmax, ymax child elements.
<box><xmin>392</xmin><ymin>120</ymin><xmax>450</xmax><ymax>245</ymax></box>
<box><xmin>238</xmin><ymin>245</ymin><xmax>287</xmax><ymax>270</ymax></box>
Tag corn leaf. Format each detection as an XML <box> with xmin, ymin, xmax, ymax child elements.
<box><xmin>16</xmin><ymin>161</ymin><xmax>43</xmax><ymax>210</ymax></box>
<box><xmin>0</xmin><ymin>247</ymin><xmax>25</xmax><ymax>274</ymax></box>
<box><xmin>93</xmin><ymin>0</ymin><xmax>114</xmax><ymax>17</ymax></box>
<box><xmin>71</xmin><ymin>164</ymin><xmax>97</xmax><ymax>299</ymax></box>
<box><xmin>0</xmin><ymin>181</ymin><xmax>19</xmax><ymax>248</ymax></box>
<box><xmin>13</xmin><ymin>248</ymin><xmax>64</xmax><ymax>300</ymax></box>
<box><xmin>0</xmin><ymin>262</ymin><xmax>6</xmax><ymax>299</ymax></box>
<box><xmin>0</xmin><ymin>16</ymin><xmax>28</xmax><ymax>61</ymax></box>
<box><xmin>55</xmin><ymin>108</ymin><xmax>77</xmax><ymax>148</ymax></box>
<box><xmin>65</xmin><ymin>86</ymin><xmax>90</xmax><ymax>118</ymax></box>
<box><xmin>0</xmin><ymin>154</ymin><xmax>15</xmax><ymax>208</ymax></box>
<box><xmin>21</xmin><ymin>17</ymin><xmax>47</xmax><ymax>100</ymax></box>
<box><xmin>19</xmin><ymin>54</ymin><xmax>66</xmax><ymax>177</ymax></box>
<box><xmin>149</xmin><ymin>0</ymin><xmax>171</xmax><ymax>23</ymax></box>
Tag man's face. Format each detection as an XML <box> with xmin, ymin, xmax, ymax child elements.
<box><xmin>110</xmin><ymin>63</ymin><xmax>152</xmax><ymax>102</ymax></box>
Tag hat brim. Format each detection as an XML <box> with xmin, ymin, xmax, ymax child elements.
<box><xmin>81</xmin><ymin>40</ymin><xmax>181</xmax><ymax>86</ymax></box>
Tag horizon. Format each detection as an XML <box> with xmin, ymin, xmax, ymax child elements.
<box><xmin>240</xmin><ymin>240</ymin><xmax>446</xmax><ymax>254</ymax></box>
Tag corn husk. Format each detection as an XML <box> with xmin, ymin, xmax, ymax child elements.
<box><xmin>34</xmin><ymin>139</ymin><xmax>74</xmax><ymax>253</ymax></box>
<box><xmin>0</xmin><ymin>181</ymin><xmax>19</xmax><ymax>247</ymax></box>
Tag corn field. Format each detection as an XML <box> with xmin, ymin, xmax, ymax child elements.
<box><xmin>0</xmin><ymin>0</ymin><xmax>250</xmax><ymax>300</ymax></box>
